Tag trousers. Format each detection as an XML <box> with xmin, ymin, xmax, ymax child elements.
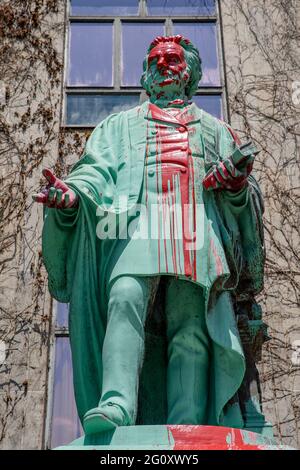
<box><xmin>99</xmin><ymin>275</ymin><xmax>211</xmax><ymax>425</ymax></box>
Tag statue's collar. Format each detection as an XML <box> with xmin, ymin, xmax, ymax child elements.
<box><xmin>142</xmin><ymin>100</ymin><xmax>202</xmax><ymax>126</ymax></box>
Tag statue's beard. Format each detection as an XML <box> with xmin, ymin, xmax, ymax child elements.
<box><xmin>143</xmin><ymin>70</ymin><xmax>188</xmax><ymax>99</ymax></box>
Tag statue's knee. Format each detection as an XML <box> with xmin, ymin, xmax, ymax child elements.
<box><xmin>168</xmin><ymin>323</ymin><xmax>210</xmax><ymax>355</ymax></box>
<box><xmin>108</xmin><ymin>276</ymin><xmax>145</xmax><ymax>314</ymax></box>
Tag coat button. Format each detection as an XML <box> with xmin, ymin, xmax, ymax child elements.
<box><xmin>178</xmin><ymin>126</ymin><xmax>186</xmax><ymax>133</ymax></box>
<box><xmin>181</xmin><ymin>168</ymin><xmax>187</xmax><ymax>174</ymax></box>
<box><xmin>148</xmin><ymin>169</ymin><xmax>155</xmax><ymax>177</ymax></box>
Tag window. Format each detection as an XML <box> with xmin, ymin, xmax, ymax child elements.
<box><xmin>146</xmin><ymin>0</ymin><xmax>216</xmax><ymax>16</ymax></box>
<box><xmin>47</xmin><ymin>303</ymin><xmax>82</xmax><ymax>448</ymax></box>
<box><xmin>64</xmin><ymin>0</ymin><xmax>224</xmax><ymax>127</ymax></box>
<box><xmin>49</xmin><ymin>0</ymin><xmax>226</xmax><ymax>448</ymax></box>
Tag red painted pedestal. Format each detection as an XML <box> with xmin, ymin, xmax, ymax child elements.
<box><xmin>57</xmin><ymin>425</ymin><xmax>294</xmax><ymax>450</ymax></box>
<box><xmin>167</xmin><ymin>426</ymin><xmax>280</xmax><ymax>450</ymax></box>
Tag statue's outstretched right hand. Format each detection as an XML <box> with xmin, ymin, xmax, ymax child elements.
<box><xmin>32</xmin><ymin>169</ymin><xmax>78</xmax><ymax>209</ymax></box>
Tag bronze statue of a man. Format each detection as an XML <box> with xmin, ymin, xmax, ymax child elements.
<box><xmin>34</xmin><ymin>36</ymin><xmax>267</xmax><ymax>436</ymax></box>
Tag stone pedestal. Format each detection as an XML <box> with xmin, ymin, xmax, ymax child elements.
<box><xmin>55</xmin><ymin>425</ymin><xmax>293</xmax><ymax>450</ymax></box>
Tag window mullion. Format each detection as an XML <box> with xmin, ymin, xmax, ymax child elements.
<box><xmin>139</xmin><ymin>0</ymin><xmax>147</xmax><ymax>17</ymax></box>
<box><xmin>114</xmin><ymin>18</ymin><xmax>121</xmax><ymax>90</ymax></box>
<box><xmin>216</xmin><ymin>0</ymin><xmax>228</xmax><ymax>121</ymax></box>
<box><xmin>165</xmin><ymin>17</ymin><xmax>172</xmax><ymax>36</ymax></box>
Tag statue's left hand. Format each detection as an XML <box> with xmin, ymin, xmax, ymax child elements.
<box><xmin>32</xmin><ymin>169</ymin><xmax>78</xmax><ymax>208</ymax></box>
<box><xmin>203</xmin><ymin>141</ymin><xmax>259</xmax><ymax>192</ymax></box>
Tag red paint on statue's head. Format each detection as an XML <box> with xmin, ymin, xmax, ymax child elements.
<box><xmin>147</xmin><ymin>41</ymin><xmax>187</xmax><ymax>83</ymax></box>
<box><xmin>141</xmin><ymin>35</ymin><xmax>202</xmax><ymax>100</ymax></box>
<box><xmin>149</xmin><ymin>34</ymin><xmax>190</xmax><ymax>49</ymax></box>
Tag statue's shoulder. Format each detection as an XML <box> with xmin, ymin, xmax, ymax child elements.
<box><xmin>96</xmin><ymin>109</ymin><xmax>126</xmax><ymax>127</ymax></box>
<box><xmin>95</xmin><ymin>104</ymin><xmax>143</xmax><ymax>129</ymax></box>
<box><xmin>123</xmin><ymin>103</ymin><xmax>147</xmax><ymax>122</ymax></box>
<box><xmin>199</xmin><ymin>107</ymin><xmax>229</xmax><ymax>134</ymax></box>
<box><xmin>123</xmin><ymin>104</ymin><xmax>144</xmax><ymax>116</ymax></box>
<box><xmin>194</xmin><ymin>107</ymin><xmax>222</xmax><ymax>148</ymax></box>
<box><xmin>196</xmin><ymin>107</ymin><xmax>241</xmax><ymax>148</ymax></box>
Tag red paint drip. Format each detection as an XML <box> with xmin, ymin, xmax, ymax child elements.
<box><xmin>162</xmin><ymin>193</ymin><xmax>169</xmax><ymax>273</ymax></box>
<box><xmin>188</xmin><ymin>152</ymin><xmax>197</xmax><ymax>281</ymax></box>
<box><xmin>168</xmin><ymin>196</ymin><xmax>175</xmax><ymax>271</ymax></box>
<box><xmin>181</xmin><ymin>170</ymin><xmax>192</xmax><ymax>278</ymax></box>
<box><xmin>167</xmin><ymin>99</ymin><xmax>185</xmax><ymax>107</ymax></box>
<box><xmin>159</xmin><ymin>78</ymin><xmax>175</xmax><ymax>87</ymax></box>
<box><xmin>154</xmin><ymin>122</ymin><xmax>162</xmax><ymax>274</ymax></box>
<box><xmin>145</xmin><ymin>114</ymin><xmax>150</xmax><ymax>206</ymax></box>
<box><xmin>149</xmin><ymin>103</ymin><xmax>198</xmax><ymax>279</ymax></box>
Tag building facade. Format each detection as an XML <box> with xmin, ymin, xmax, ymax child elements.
<box><xmin>0</xmin><ymin>0</ymin><xmax>299</xmax><ymax>449</ymax></box>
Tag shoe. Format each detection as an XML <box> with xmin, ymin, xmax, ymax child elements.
<box><xmin>83</xmin><ymin>402</ymin><xmax>129</xmax><ymax>435</ymax></box>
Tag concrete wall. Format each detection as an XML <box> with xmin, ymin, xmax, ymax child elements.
<box><xmin>221</xmin><ymin>0</ymin><xmax>300</xmax><ymax>448</ymax></box>
<box><xmin>0</xmin><ymin>0</ymin><xmax>65</xmax><ymax>449</ymax></box>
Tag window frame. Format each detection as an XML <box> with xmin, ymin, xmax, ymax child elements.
<box><xmin>44</xmin><ymin>300</ymin><xmax>71</xmax><ymax>450</ymax></box>
<box><xmin>62</xmin><ymin>0</ymin><xmax>227</xmax><ymax>128</ymax></box>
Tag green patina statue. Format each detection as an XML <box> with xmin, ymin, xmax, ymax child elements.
<box><xmin>34</xmin><ymin>35</ymin><xmax>270</xmax><ymax>437</ymax></box>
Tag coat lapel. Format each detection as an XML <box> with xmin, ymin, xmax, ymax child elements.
<box><xmin>112</xmin><ymin>103</ymin><xmax>148</xmax><ymax>213</ymax></box>
<box><xmin>145</xmin><ymin>101</ymin><xmax>202</xmax><ymax>127</ymax></box>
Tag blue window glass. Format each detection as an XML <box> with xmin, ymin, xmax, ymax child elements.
<box><xmin>193</xmin><ymin>94</ymin><xmax>222</xmax><ymax>119</ymax></box>
<box><xmin>56</xmin><ymin>303</ymin><xmax>69</xmax><ymax>328</ymax></box>
<box><xmin>51</xmin><ymin>337</ymin><xmax>82</xmax><ymax>448</ymax></box>
<box><xmin>67</xmin><ymin>93</ymin><xmax>140</xmax><ymax>125</ymax></box>
<box><xmin>70</xmin><ymin>0</ymin><xmax>139</xmax><ymax>16</ymax></box>
<box><xmin>173</xmin><ymin>22</ymin><xmax>220</xmax><ymax>87</ymax></box>
<box><xmin>68</xmin><ymin>22</ymin><xmax>113</xmax><ymax>86</ymax></box>
<box><xmin>122</xmin><ymin>22</ymin><xmax>165</xmax><ymax>86</ymax></box>
<box><xmin>147</xmin><ymin>0</ymin><xmax>216</xmax><ymax>16</ymax></box>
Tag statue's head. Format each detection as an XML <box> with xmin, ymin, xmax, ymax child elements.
<box><xmin>141</xmin><ymin>35</ymin><xmax>202</xmax><ymax>100</ymax></box>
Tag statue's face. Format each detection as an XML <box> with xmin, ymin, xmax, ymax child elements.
<box><xmin>145</xmin><ymin>42</ymin><xmax>189</xmax><ymax>96</ymax></box>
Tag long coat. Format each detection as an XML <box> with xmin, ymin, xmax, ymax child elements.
<box><xmin>42</xmin><ymin>101</ymin><xmax>265</xmax><ymax>428</ymax></box>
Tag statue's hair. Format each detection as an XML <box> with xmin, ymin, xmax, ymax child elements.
<box><xmin>140</xmin><ymin>35</ymin><xmax>202</xmax><ymax>99</ymax></box>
